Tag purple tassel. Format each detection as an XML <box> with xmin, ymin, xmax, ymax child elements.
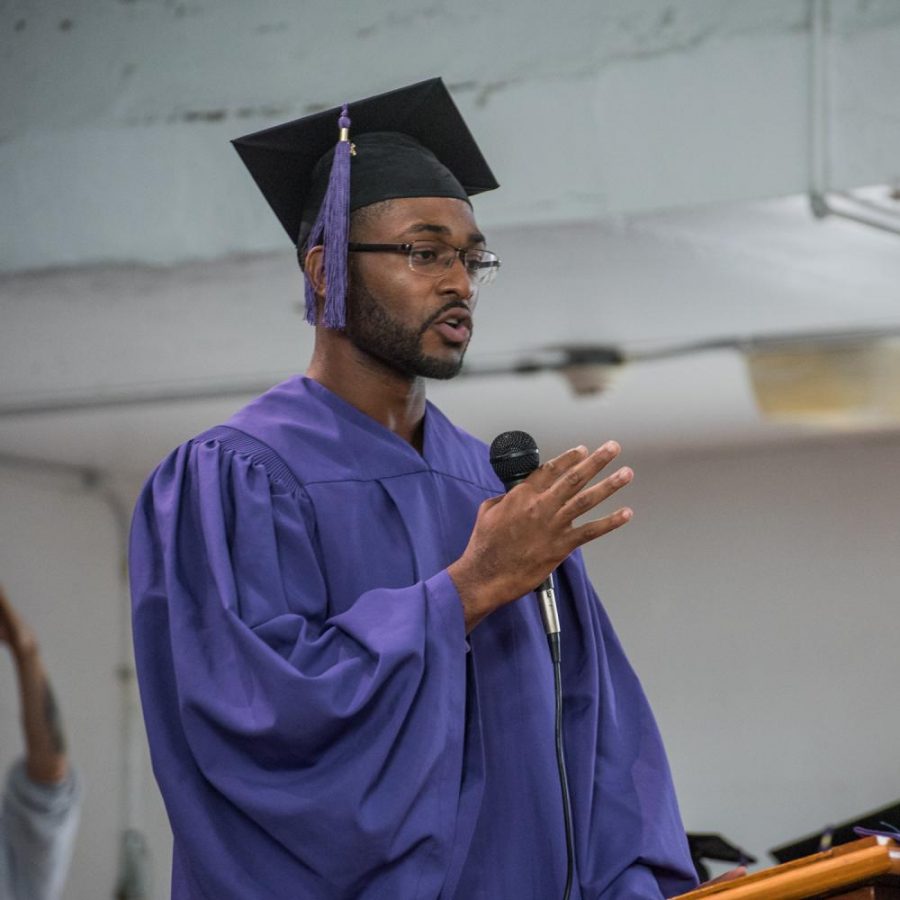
<box><xmin>304</xmin><ymin>105</ymin><xmax>352</xmax><ymax>328</ymax></box>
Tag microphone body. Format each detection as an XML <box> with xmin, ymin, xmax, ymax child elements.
<box><xmin>489</xmin><ymin>431</ymin><xmax>561</xmax><ymax>640</ymax></box>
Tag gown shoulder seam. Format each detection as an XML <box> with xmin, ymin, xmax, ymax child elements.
<box><xmin>193</xmin><ymin>425</ymin><xmax>304</xmax><ymax>494</ymax></box>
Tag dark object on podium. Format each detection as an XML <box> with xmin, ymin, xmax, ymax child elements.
<box><xmin>686</xmin><ymin>833</ymin><xmax>757</xmax><ymax>882</ymax></box>
<box><xmin>771</xmin><ymin>801</ymin><xmax>900</xmax><ymax>864</ymax></box>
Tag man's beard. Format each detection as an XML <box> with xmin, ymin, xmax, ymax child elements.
<box><xmin>343</xmin><ymin>275</ymin><xmax>471</xmax><ymax>380</ymax></box>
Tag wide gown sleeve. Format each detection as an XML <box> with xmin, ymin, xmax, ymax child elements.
<box><xmin>129</xmin><ymin>437</ymin><xmax>470</xmax><ymax>899</ymax></box>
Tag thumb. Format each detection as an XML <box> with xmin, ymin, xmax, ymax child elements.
<box><xmin>479</xmin><ymin>495</ymin><xmax>505</xmax><ymax>513</ymax></box>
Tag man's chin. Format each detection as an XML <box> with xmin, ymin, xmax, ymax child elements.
<box><xmin>426</xmin><ymin>368</ymin><xmax>463</xmax><ymax>381</ymax></box>
<box><xmin>418</xmin><ymin>351</ymin><xmax>467</xmax><ymax>380</ymax></box>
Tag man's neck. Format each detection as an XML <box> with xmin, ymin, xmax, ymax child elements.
<box><xmin>306</xmin><ymin>346</ymin><xmax>427</xmax><ymax>451</ymax></box>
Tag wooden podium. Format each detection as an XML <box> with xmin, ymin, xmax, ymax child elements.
<box><xmin>673</xmin><ymin>837</ymin><xmax>900</xmax><ymax>900</ymax></box>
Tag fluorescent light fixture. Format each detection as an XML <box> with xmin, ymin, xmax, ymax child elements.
<box><xmin>746</xmin><ymin>338</ymin><xmax>900</xmax><ymax>427</ymax></box>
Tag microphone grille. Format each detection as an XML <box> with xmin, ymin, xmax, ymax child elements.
<box><xmin>489</xmin><ymin>430</ymin><xmax>541</xmax><ymax>489</ymax></box>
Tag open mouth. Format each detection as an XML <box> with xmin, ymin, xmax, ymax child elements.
<box><xmin>432</xmin><ymin>311</ymin><xmax>472</xmax><ymax>344</ymax></box>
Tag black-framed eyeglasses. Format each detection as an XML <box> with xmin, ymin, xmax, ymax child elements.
<box><xmin>347</xmin><ymin>240</ymin><xmax>501</xmax><ymax>285</ymax></box>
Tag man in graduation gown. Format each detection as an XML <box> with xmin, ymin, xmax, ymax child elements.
<box><xmin>129</xmin><ymin>78</ymin><xmax>699</xmax><ymax>899</ymax></box>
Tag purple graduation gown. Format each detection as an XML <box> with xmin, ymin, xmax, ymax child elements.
<box><xmin>130</xmin><ymin>376</ymin><xmax>697</xmax><ymax>899</ymax></box>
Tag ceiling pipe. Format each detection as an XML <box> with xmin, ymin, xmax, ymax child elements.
<box><xmin>0</xmin><ymin>375</ymin><xmax>290</xmax><ymax>417</ymax></box>
<box><xmin>808</xmin><ymin>0</ymin><xmax>900</xmax><ymax>236</ymax></box>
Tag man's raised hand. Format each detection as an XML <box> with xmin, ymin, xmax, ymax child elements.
<box><xmin>449</xmin><ymin>441</ymin><xmax>633</xmax><ymax>632</ymax></box>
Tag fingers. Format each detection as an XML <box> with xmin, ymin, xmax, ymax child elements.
<box><xmin>542</xmin><ymin>441</ymin><xmax>622</xmax><ymax>508</ymax></box>
<box><xmin>526</xmin><ymin>445</ymin><xmax>591</xmax><ymax>492</ymax></box>
<box><xmin>527</xmin><ymin>441</ymin><xmax>621</xmax><ymax>494</ymax></box>
<box><xmin>557</xmin><ymin>465</ymin><xmax>633</xmax><ymax>521</ymax></box>
<box><xmin>706</xmin><ymin>867</ymin><xmax>748</xmax><ymax>886</ymax></box>
<box><xmin>509</xmin><ymin>439</ymin><xmax>634</xmax><ymax>557</ymax></box>
<box><xmin>567</xmin><ymin>506</ymin><xmax>634</xmax><ymax>551</ymax></box>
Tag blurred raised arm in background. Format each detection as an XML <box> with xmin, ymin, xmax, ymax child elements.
<box><xmin>0</xmin><ymin>584</ymin><xmax>81</xmax><ymax>900</ymax></box>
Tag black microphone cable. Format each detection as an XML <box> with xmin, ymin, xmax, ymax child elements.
<box><xmin>489</xmin><ymin>431</ymin><xmax>575</xmax><ymax>900</ymax></box>
<box><xmin>547</xmin><ymin>576</ymin><xmax>574</xmax><ymax>900</ymax></box>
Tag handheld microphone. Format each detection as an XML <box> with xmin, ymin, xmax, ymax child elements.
<box><xmin>489</xmin><ymin>431</ymin><xmax>561</xmax><ymax>642</ymax></box>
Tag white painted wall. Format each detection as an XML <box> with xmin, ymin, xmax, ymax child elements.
<box><xmin>0</xmin><ymin>467</ymin><xmax>172</xmax><ymax>900</ymax></box>
<box><xmin>586</xmin><ymin>433</ymin><xmax>900</xmax><ymax>870</ymax></box>
<box><xmin>1</xmin><ymin>433</ymin><xmax>897</xmax><ymax>896</ymax></box>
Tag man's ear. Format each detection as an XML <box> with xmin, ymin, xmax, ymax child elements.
<box><xmin>303</xmin><ymin>245</ymin><xmax>326</xmax><ymax>300</ymax></box>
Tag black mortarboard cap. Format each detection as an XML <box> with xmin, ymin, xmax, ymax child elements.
<box><xmin>231</xmin><ymin>77</ymin><xmax>499</xmax><ymax>250</ymax></box>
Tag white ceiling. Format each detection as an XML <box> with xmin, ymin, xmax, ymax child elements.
<box><xmin>2</xmin><ymin>1</ymin><xmax>900</xmax><ymax>477</ymax></box>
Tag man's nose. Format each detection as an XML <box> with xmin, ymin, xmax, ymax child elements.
<box><xmin>438</xmin><ymin>254</ymin><xmax>476</xmax><ymax>299</ymax></box>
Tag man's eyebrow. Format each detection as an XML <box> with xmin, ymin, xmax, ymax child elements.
<box><xmin>404</xmin><ymin>223</ymin><xmax>487</xmax><ymax>244</ymax></box>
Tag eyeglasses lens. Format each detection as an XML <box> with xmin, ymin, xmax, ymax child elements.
<box><xmin>407</xmin><ymin>241</ymin><xmax>500</xmax><ymax>285</ymax></box>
